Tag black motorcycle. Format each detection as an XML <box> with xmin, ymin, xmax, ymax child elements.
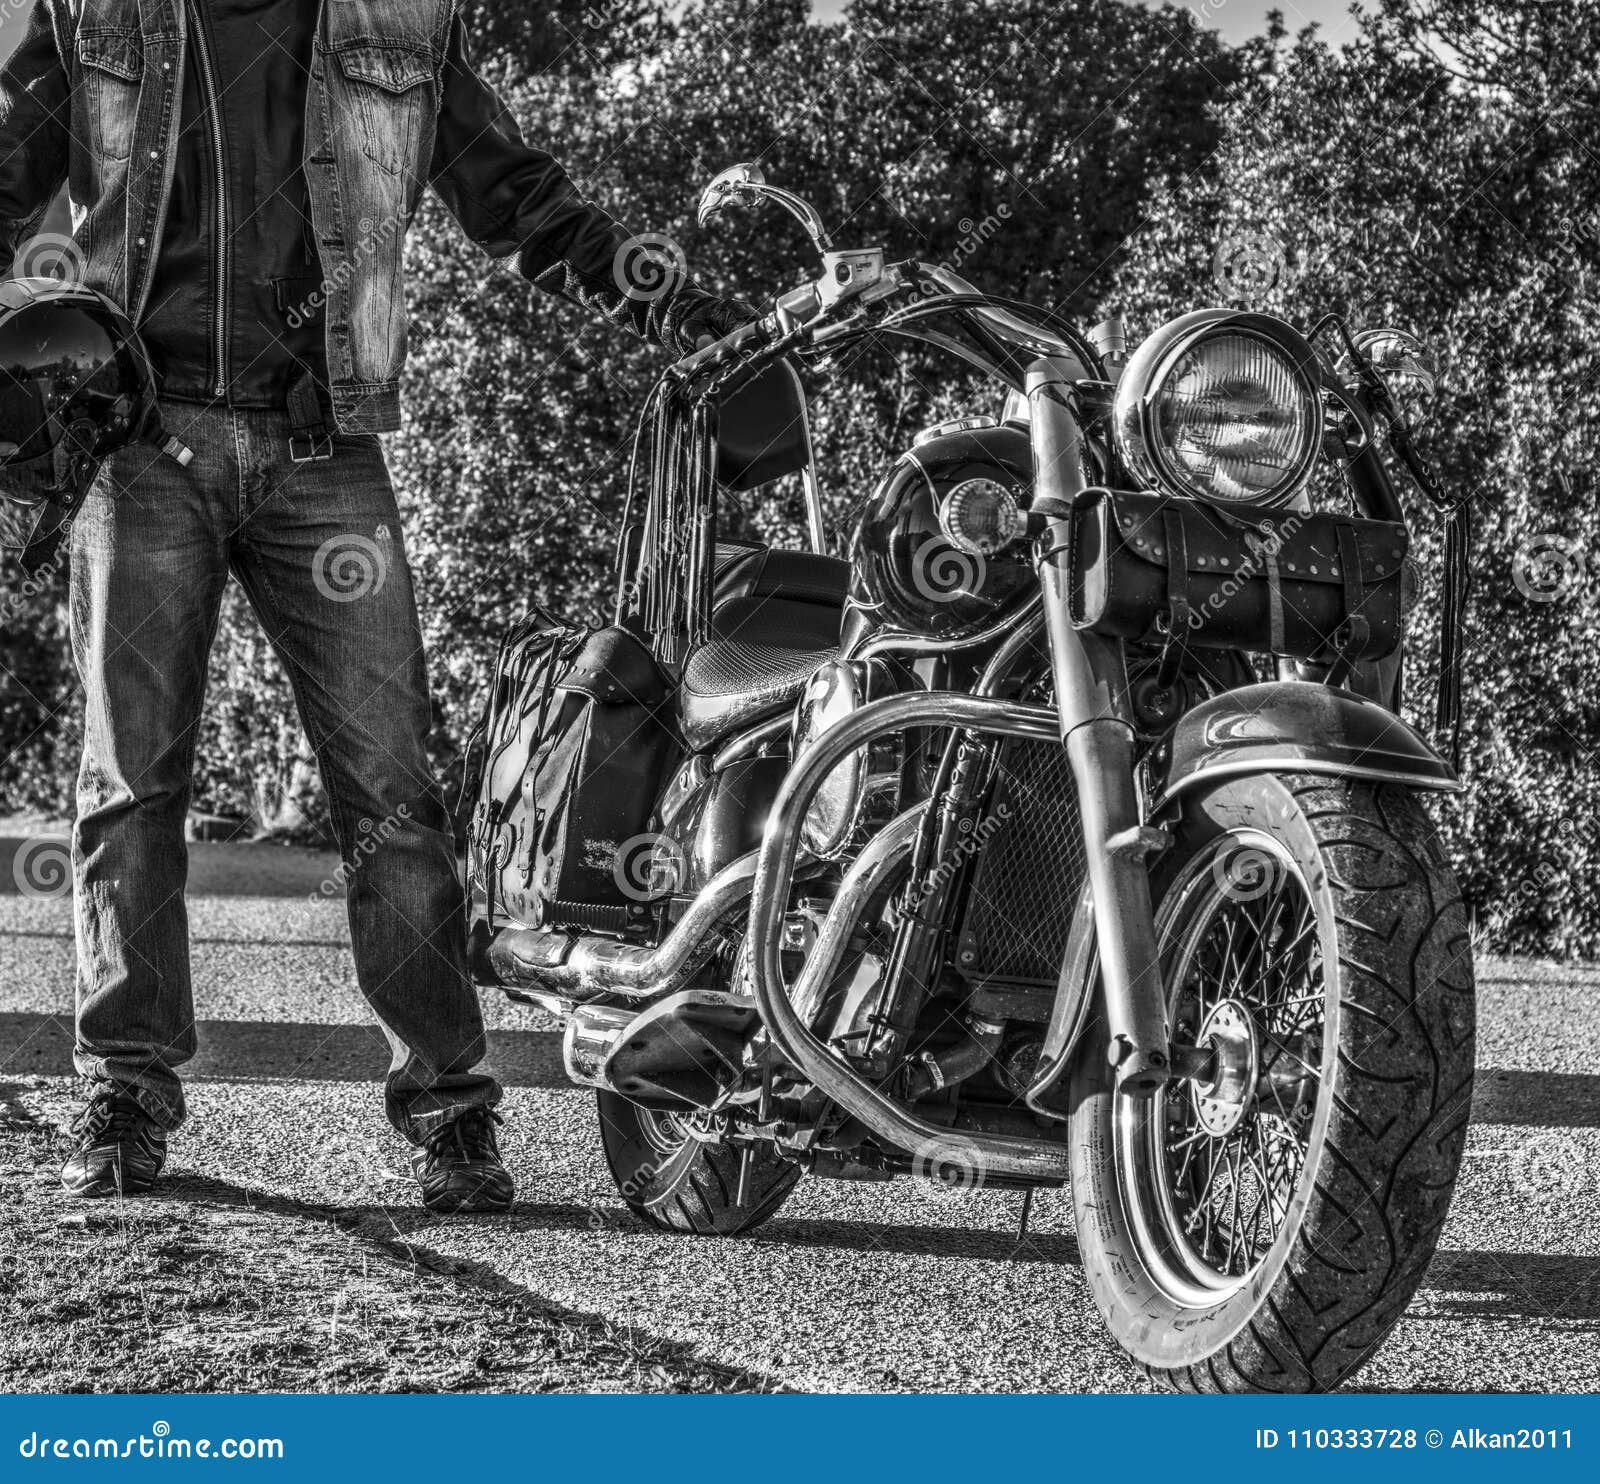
<box><xmin>467</xmin><ymin>164</ymin><xmax>1476</xmax><ymax>1393</ymax></box>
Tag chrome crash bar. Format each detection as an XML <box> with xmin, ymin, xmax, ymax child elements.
<box><xmin>749</xmin><ymin>690</ymin><xmax>1075</xmax><ymax>1183</ymax></box>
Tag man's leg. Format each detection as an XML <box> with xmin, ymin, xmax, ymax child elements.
<box><xmin>69</xmin><ymin>408</ymin><xmax>233</xmax><ymax>1135</ymax></box>
<box><xmin>225</xmin><ymin>411</ymin><xmax>501</xmax><ymax>1151</ymax></box>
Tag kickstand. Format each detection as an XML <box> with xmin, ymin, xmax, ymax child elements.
<box><xmin>1017</xmin><ymin>1186</ymin><xmax>1034</xmax><ymax>1244</ymax></box>
<box><xmin>735</xmin><ymin>1145</ymin><xmax>755</xmax><ymax>1208</ymax></box>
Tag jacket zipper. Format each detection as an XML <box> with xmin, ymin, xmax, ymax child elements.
<box><xmin>186</xmin><ymin>1</ymin><xmax>231</xmax><ymax>399</ymax></box>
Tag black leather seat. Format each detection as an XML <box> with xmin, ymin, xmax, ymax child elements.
<box><xmin>678</xmin><ymin>543</ymin><xmax>847</xmax><ymax>751</ymax></box>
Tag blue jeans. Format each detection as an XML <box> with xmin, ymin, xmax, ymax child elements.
<box><xmin>68</xmin><ymin>402</ymin><xmax>500</xmax><ymax>1142</ymax></box>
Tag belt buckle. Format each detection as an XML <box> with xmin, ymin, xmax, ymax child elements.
<box><xmin>289</xmin><ymin>432</ymin><xmax>334</xmax><ymax>463</ymax></box>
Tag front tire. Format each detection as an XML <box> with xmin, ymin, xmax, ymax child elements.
<box><xmin>595</xmin><ymin>1092</ymin><xmax>802</xmax><ymax>1237</ymax></box>
<box><xmin>1069</xmin><ymin>774</ymin><xmax>1475</xmax><ymax>1392</ymax></box>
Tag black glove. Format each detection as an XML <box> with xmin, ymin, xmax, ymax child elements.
<box><xmin>668</xmin><ymin>291</ymin><xmax>760</xmax><ymax>355</ymax></box>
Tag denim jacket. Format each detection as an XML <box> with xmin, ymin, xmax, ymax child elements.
<box><xmin>0</xmin><ymin>0</ymin><xmax>737</xmax><ymax>432</ymax></box>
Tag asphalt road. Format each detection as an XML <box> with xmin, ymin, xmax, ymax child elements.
<box><xmin>1</xmin><ymin>829</ymin><xmax>1596</xmax><ymax>1393</ymax></box>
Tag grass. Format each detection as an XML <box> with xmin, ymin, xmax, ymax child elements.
<box><xmin>0</xmin><ymin>1085</ymin><xmax>775</xmax><ymax>1394</ymax></box>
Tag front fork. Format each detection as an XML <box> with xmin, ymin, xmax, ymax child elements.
<box><xmin>1026</xmin><ymin>357</ymin><xmax>1171</xmax><ymax>1095</ymax></box>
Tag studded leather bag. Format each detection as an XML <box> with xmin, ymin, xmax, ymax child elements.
<box><xmin>1065</xmin><ymin>488</ymin><xmax>1409</xmax><ymax>666</ymax></box>
<box><xmin>467</xmin><ymin>621</ymin><xmax>680</xmax><ymax>936</ymax></box>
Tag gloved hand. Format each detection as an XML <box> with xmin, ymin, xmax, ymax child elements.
<box><xmin>670</xmin><ymin>291</ymin><xmax>759</xmax><ymax>355</ymax></box>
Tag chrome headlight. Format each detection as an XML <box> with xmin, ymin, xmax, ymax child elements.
<box><xmin>1114</xmin><ymin>309</ymin><xmax>1321</xmax><ymax>508</ymax></box>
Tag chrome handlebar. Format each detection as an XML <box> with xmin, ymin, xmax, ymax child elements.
<box><xmin>915</xmin><ymin>264</ymin><xmax>1087</xmax><ymax>361</ymax></box>
<box><xmin>683</xmin><ymin>164</ymin><xmax>1091</xmax><ymax>381</ymax></box>
<box><xmin>670</xmin><ymin>255</ymin><xmax>1087</xmax><ymax>389</ymax></box>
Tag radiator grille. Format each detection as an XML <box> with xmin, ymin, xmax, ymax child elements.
<box><xmin>957</xmin><ymin>740</ymin><xmax>1087</xmax><ymax>986</ymax></box>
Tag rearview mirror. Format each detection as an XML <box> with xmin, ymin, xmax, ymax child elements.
<box><xmin>696</xmin><ymin>162</ymin><xmax>769</xmax><ymax>229</ymax></box>
<box><xmin>694</xmin><ymin>161</ymin><xmax>834</xmax><ymax>255</ymax></box>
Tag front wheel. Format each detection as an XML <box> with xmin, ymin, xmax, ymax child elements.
<box><xmin>1069</xmin><ymin>774</ymin><xmax>1475</xmax><ymax>1392</ymax></box>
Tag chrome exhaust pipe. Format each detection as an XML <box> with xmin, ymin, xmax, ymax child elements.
<box><xmin>556</xmin><ymin>820</ymin><xmax>920</xmax><ymax>1092</ymax></box>
<box><xmin>563</xmin><ymin>1004</ymin><xmax>638</xmax><ymax>1086</ymax></box>
<box><xmin>485</xmin><ymin>850</ymin><xmax>760</xmax><ymax>1002</ymax></box>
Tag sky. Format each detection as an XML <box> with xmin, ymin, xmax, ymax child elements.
<box><xmin>812</xmin><ymin>0</ymin><xmax>1362</xmax><ymax>46</ymax></box>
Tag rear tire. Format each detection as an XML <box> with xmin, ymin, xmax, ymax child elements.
<box><xmin>595</xmin><ymin>1091</ymin><xmax>802</xmax><ymax>1237</ymax></box>
<box><xmin>1069</xmin><ymin>774</ymin><xmax>1475</xmax><ymax>1392</ymax></box>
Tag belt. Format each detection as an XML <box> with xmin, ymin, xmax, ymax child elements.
<box><xmin>286</xmin><ymin>367</ymin><xmax>334</xmax><ymax>462</ymax></box>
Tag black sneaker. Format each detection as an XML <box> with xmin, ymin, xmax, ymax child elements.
<box><xmin>411</xmin><ymin>1107</ymin><xmax>514</xmax><ymax>1214</ymax></box>
<box><xmin>60</xmin><ymin>1086</ymin><xmax>167</xmax><ymax>1198</ymax></box>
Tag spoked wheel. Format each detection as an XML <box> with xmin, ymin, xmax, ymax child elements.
<box><xmin>1070</xmin><ymin>773</ymin><xmax>1475</xmax><ymax>1392</ymax></box>
<box><xmin>1125</xmin><ymin>828</ymin><xmax>1323</xmax><ymax>1301</ymax></box>
<box><xmin>595</xmin><ymin>1092</ymin><xmax>802</xmax><ymax>1237</ymax></box>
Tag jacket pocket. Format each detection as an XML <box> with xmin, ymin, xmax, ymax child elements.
<box><xmin>76</xmin><ymin>29</ymin><xmax>144</xmax><ymax>163</ymax></box>
<box><xmin>331</xmin><ymin>42</ymin><xmax>434</xmax><ymax>178</ymax></box>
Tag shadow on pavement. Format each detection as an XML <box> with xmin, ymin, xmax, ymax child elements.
<box><xmin>0</xmin><ymin>835</ymin><xmax>342</xmax><ymax>900</ymax></box>
<box><xmin>1424</xmin><ymin>1247</ymin><xmax>1600</xmax><ymax>1324</ymax></box>
<box><xmin>127</xmin><ymin>1169</ymin><xmax>787</xmax><ymax>1393</ymax></box>
<box><xmin>0</xmin><ymin>1011</ymin><xmax>564</xmax><ymax>1088</ymax></box>
<box><xmin>8</xmin><ymin>1006</ymin><xmax>1594</xmax><ymax>1132</ymax></box>
<box><xmin>753</xmin><ymin>1214</ymin><xmax>1080</xmax><ymax>1266</ymax></box>
<box><xmin>1471</xmin><ymin>1068</ymin><xmax>1600</xmax><ymax>1126</ymax></box>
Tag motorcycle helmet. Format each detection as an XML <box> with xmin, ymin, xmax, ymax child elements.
<box><xmin>0</xmin><ymin>276</ymin><xmax>166</xmax><ymax>572</ymax></box>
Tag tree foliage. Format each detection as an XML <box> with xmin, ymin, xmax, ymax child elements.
<box><xmin>1108</xmin><ymin>1</ymin><xmax>1600</xmax><ymax>953</ymax></box>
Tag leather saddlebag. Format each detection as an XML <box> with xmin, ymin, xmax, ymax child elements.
<box><xmin>467</xmin><ymin>620</ymin><xmax>679</xmax><ymax>934</ymax></box>
<box><xmin>1066</xmin><ymin>488</ymin><xmax>1409</xmax><ymax>663</ymax></box>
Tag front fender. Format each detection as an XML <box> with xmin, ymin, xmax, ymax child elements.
<box><xmin>1024</xmin><ymin>681</ymin><xmax>1456</xmax><ymax>1118</ymax></box>
<box><xmin>1150</xmin><ymin>681</ymin><xmax>1459</xmax><ymax>809</ymax></box>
